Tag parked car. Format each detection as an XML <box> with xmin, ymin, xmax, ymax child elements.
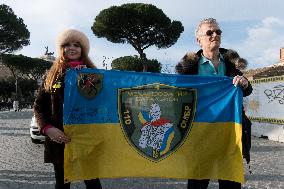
<box><xmin>30</xmin><ymin>115</ymin><xmax>45</xmax><ymax>143</ymax></box>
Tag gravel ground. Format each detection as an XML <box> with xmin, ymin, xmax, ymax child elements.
<box><xmin>0</xmin><ymin>109</ymin><xmax>283</xmax><ymax>189</ymax></box>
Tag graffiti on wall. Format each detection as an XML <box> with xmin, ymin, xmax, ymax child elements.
<box><xmin>244</xmin><ymin>76</ymin><xmax>284</xmax><ymax>124</ymax></box>
<box><xmin>263</xmin><ymin>85</ymin><xmax>284</xmax><ymax>104</ymax></box>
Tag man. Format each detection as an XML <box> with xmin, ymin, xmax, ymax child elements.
<box><xmin>176</xmin><ymin>18</ymin><xmax>252</xmax><ymax>189</ymax></box>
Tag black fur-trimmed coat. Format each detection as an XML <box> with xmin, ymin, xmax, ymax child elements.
<box><xmin>33</xmin><ymin>76</ymin><xmax>65</xmax><ymax>164</ymax></box>
<box><xmin>176</xmin><ymin>48</ymin><xmax>252</xmax><ymax>163</ymax></box>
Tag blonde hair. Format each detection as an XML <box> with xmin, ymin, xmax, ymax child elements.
<box><xmin>195</xmin><ymin>18</ymin><xmax>220</xmax><ymax>37</ymax></box>
<box><xmin>44</xmin><ymin>43</ymin><xmax>96</xmax><ymax>92</ymax></box>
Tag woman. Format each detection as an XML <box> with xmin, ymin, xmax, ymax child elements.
<box><xmin>33</xmin><ymin>29</ymin><xmax>102</xmax><ymax>189</ymax></box>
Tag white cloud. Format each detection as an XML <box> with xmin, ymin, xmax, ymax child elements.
<box><xmin>2</xmin><ymin>0</ymin><xmax>284</xmax><ymax>71</ymax></box>
<box><xmin>262</xmin><ymin>17</ymin><xmax>284</xmax><ymax>27</ymax></box>
<box><xmin>241</xmin><ymin>17</ymin><xmax>284</xmax><ymax>68</ymax></box>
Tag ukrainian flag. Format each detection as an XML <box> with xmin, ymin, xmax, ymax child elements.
<box><xmin>63</xmin><ymin>69</ymin><xmax>244</xmax><ymax>183</ymax></box>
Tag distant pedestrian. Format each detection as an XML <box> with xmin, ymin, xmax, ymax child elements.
<box><xmin>13</xmin><ymin>100</ymin><xmax>19</xmax><ymax>112</ymax></box>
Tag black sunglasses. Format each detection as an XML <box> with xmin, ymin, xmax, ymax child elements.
<box><xmin>205</xmin><ymin>29</ymin><xmax>222</xmax><ymax>36</ymax></box>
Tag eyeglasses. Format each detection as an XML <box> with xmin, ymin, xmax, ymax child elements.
<box><xmin>202</xmin><ymin>29</ymin><xmax>222</xmax><ymax>37</ymax></box>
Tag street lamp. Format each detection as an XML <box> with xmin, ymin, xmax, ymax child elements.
<box><xmin>15</xmin><ymin>77</ymin><xmax>18</xmax><ymax>100</ymax></box>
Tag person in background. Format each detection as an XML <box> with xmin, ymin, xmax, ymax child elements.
<box><xmin>33</xmin><ymin>29</ymin><xmax>102</xmax><ymax>189</ymax></box>
<box><xmin>176</xmin><ymin>18</ymin><xmax>252</xmax><ymax>189</ymax></box>
<box><xmin>13</xmin><ymin>100</ymin><xmax>19</xmax><ymax>112</ymax></box>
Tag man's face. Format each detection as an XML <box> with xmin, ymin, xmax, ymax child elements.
<box><xmin>197</xmin><ymin>23</ymin><xmax>222</xmax><ymax>51</ymax></box>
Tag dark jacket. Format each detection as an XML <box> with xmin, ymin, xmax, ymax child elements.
<box><xmin>33</xmin><ymin>76</ymin><xmax>65</xmax><ymax>163</ymax></box>
<box><xmin>176</xmin><ymin>48</ymin><xmax>252</xmax><ymax>163</ymax></box>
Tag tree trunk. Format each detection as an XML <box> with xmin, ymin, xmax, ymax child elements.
<box><xmin>139</xmin><ymin>52</ymin><xmax>148</xmax><ymax>72</ymax></box>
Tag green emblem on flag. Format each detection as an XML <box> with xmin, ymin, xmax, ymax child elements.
<box><xmin>118</xmin><ymin>83</ymin><xmax>197</xmax><ymax>161</ymax></box>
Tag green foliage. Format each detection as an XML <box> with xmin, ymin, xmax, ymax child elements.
<box><xmin>0</xmin><ymin>77</ymin><xmax>37</xmax><ymax>101</ymax></box>
<box><xmin>92</xmin><ymin>3</ymin><xmax>184</xmax><ymax>68</ymax></box>
<box><xmin>0</xmin><ymin>77</ymin><xmax>14</xmax><ymax>100</ymax></box>
<box><xmin>17</xmin><ymin>77</ymin><xmax>37</xmax><ymax>101</ymax></box>
<box><xmin>0</xmin><ymin>54</ymin><xmax>51</xmax><ymax>100</ymax></box>
<box><xmin>0</xmin><ymin>4</ymin><xmax>30</xmax><ymax>53</ymax></box>
<box><xmin>0</xmin><ymin>54</ymin><xmax>51</xmax><ymax>80</ymax></box>
<box><xmin>111</xmin><ymin>55</ymin><xmax>161</xmax><ymax>73</ymax></box>
<box><xmin>28</xmin><ymin>58</ymin><xmax>52</xmax><ymax>80</ymax></box>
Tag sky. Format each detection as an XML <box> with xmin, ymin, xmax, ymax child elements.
<box><xmin>2</xmin><ymin>0</ymin><xmax>284</xmax><ymax>72</ymax></box>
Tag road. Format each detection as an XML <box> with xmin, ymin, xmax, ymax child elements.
<box><xmin>0</xmin><ymin>109</ymin><xmax>283</xmax><ymax>189</ymax></box>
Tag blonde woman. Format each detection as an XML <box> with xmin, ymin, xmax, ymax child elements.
<box><xmin>33</xmin><ymin>29</ymin><xmax>102</xmax><ymax>189</ymax></box>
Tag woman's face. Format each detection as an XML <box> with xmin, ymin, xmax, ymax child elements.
<box><xmin>63</xmin><ymin>41</ymin><xmax>82</xmax><ymax>61</ymax></box>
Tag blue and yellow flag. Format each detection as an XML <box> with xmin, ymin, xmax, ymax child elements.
<box><xmin>63</xmin><ymin>69</ymin><xmax>244</xmax><ymax>183</ymax></box>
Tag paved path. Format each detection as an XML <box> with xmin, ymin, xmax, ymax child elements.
<box><xmin>0</xmin><ymin>109</ymin><xmax>283</xmax><ymax>189</ymax></box>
